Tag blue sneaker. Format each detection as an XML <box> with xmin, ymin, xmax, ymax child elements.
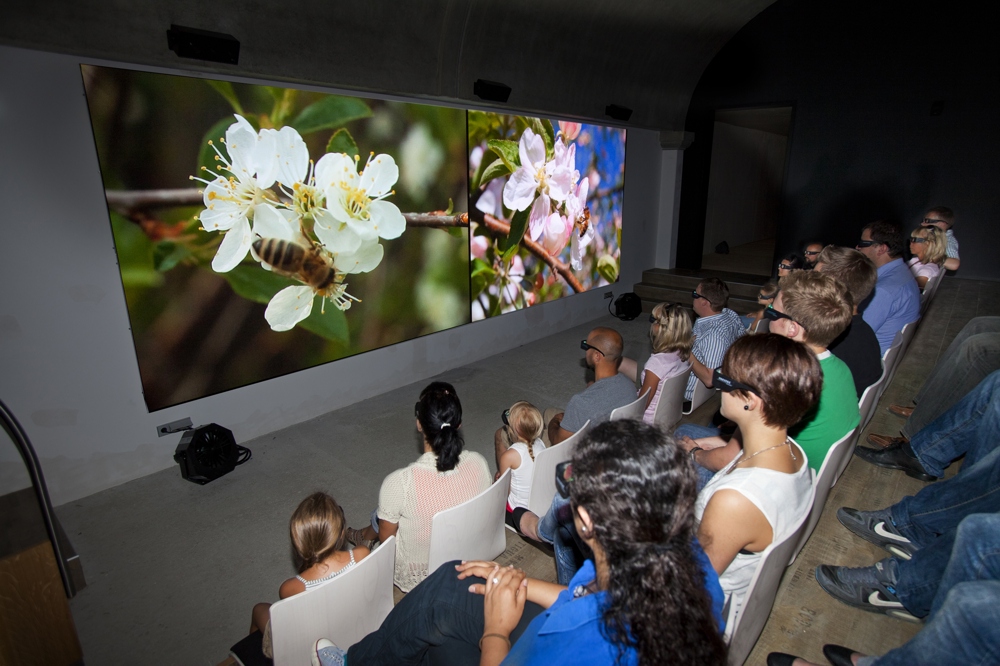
<box><xmin>836</xmin><ymin>507</ymin><xmax>916</xmax><ymax>559</ymax></box>
<box><xmin>815</xmin><ymin>561</ymin><xmax>921</xmax><ymax>623</ymax></box>
<box><xmin>312</xmin><ymin>639</ymin><xmax>347</xmax><ymax>666</ymax></box>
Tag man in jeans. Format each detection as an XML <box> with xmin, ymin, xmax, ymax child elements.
<box><xmin>813</xmin><ymin>370</ymin><xmax>1000</xmax><ymax>619</ymax></box>
<box><xmin>868</xmin><ymin>316</ymin><xmax>1000</xmax><ymax>447</ymax></box>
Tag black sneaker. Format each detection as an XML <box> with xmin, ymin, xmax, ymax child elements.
<box><xmin>836</xmin><ymin>507</ymin><xmax>917</xmax><ymax>559</ymax></box>
<box><xmin>815</xmin><ymin>562</ymin><xmax>921</xmax><ymax>623</ymax></box>
<box><xmin>854</xmin><ymin>441</ymin><xmax>937</xmax><ymax>481</ymax></box>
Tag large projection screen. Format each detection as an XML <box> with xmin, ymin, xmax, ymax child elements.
<box><xmin>81</xmin><ymin>65</ymin><xmax>627</xmax><ymax>412</ymax></box>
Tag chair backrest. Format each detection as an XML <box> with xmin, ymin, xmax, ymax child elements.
<box><xmin>683</xmin><ymin>377</ymin><xmax>716</xmax><ymax>415</ymax></box>
<box><xmin>269</xmin><ymin>535</ymin><xmax>396</xmax><ymax>665</ymax></box>
<box><xmin>857</xmin><ymin>371</ymin><xmax>885</xmax><ymax>432</ymax></box>
<box><xmin>426</xmin><ymin>469</ymin><xmax>510</xmax><ymax>575</ymax></box>
<box><xmin>725</xmin><ymin>485</ymin><xmax>816</xmax><ymax>666</ymax></box>
<box><xmin>527</xmin><ymin>421</ymin><xmax>591</xmax><ymax>517</ymax></box>
<box><xmin>883</xmin><ymin>320</ymin><xmax>918</xmax><ymax>390</ymax></box>
<box><xmin>877</xmin><ymin>339</ymin><xmax>904</xmax><ymax>403</ymax></box>
<box><xmin>652</xmin><ymin>370</ymin><xmax>691</xmax><ymax>431</ymax></box>
<box><xmin>610</xmin><ymin>388</ymin><xmax>649</xmax><ymax>421</ymax></box>
<box><xmin>750</xmin><ymin>317</ymin><xmax>770</xmax><ymax>334</ymax></box>
<box><xmin>921</xmin><ymin>271</ymin><xmax>945</xmax><ymax>312</ymax></box>
<box><xmin>790</xmin><ymin>427</ymin><xmax>860</xmax><ymax>562</ymax></box>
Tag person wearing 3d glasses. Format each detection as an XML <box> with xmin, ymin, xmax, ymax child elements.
<box><xmin>677</xmin><ymin>271</ymin><xmax>859</xmax><ymax>486</ymax></box>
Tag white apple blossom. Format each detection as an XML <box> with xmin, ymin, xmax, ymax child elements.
<box><xmin>502</xmin><ymin>128</ymin><xmax>575</xmax><ymax>212</ymax></box>
<box><xmin>539</xmin><ymin>213</ymin><xmax>570</xmax><ymax>256</ymax></box>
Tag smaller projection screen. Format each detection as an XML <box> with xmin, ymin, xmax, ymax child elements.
<box><xmin>81</xmin><ymin>65</ymin><xmax>626</xmax><ymax>411</ymax></box>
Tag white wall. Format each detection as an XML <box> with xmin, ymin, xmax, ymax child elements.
<box><xmin>0</xmin><ymin>45</ymin><xmax>666</xmax><ymax>505</ymax></box>
<box><xmin>655</xmin><ymin>149</ymin><xmax>684</xmax><ymax>268</ymax></box>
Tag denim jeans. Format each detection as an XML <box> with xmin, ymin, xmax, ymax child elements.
<box><xmin>859</xmin><ymin>514</ymin><xmax>1000</xmax><ymax>666</ymax></box>
<box><xmin>537</xmin><ymin>494</ymin><xmax>585</xmax><ymax>585</ymax></box>
<box><xmin>674</xmin><ymin>423</ymin><xmax>725</xmax><ymax>490</ymax></box>
<box><xmin>346</xmin><ymin>560</ymin><xmax>543</xmax><ymax>665</ymax></box>
<box><xmin>903</xmin><ymin>317</ymin><xmax>1000</xmax><ymax>438</ymax></box>
<box><xmin>890</xmin><ymin>371</ymin><xmax>1000</xmax><ymax>545</ymax></box>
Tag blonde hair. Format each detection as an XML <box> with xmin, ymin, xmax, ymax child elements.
<box><xmin>912</xmin><ymin>226</ymin><xmax>947</xmax><ymax>266</ymax></box>
<box><xmin>290</xmin><ymin>492</ymin><xmax>346</xmax><ymax>572</ymax></box>
<box><xmin>507</xmin><ymin>401</ymin><xmax>544</xmax><ymax>461</ymax></box>
<box><xmin>649</xmin><ymin>303</ymin><xmax>693</xmax><ymax>360</ymax></box>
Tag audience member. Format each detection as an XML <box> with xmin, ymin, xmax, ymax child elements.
<box><xmin>315</xmin><ymin>421</ymin><xmax>729</xmax><ymax>666</ymax></box>
<box><xmin>248</xmin><ymin>492</ymin><xmax>369</xmax><ymax>661</ymax></box>
<box><xmin>347</xmin><ymin>382</ymin><xmax>491</xmax><ymax>592</ymax></box>
<box><xmin>679</xmin><ymin>272</ymin><xmax>858</xmax><ymax>478</ymax></box>
<box><xmin>868</xmin><ymin>316</ymin><xmax>1000</xmax><ymax>445</ymax></box>
<box><xmin>494</xmin><ymin>401</ymin><xmax>546</xmax><ymax>528</ymax></box>
<box><xmin>777</xmin><ymin>253</ymin><xmax>803</xmax><ymax>277</ymax></box>
<box><xmin>685</xmin><ymin>277</ymin><xmax>746</xmax><ymax>402</ymax></box>
<box><xmin>856</xmin><ymin>220</ymin><xmax>921</xmax><ymax>354</ymax></box>
<box><xmin>906</xmin><ymin>226</ymin><xmax>946</xmax><ymax>290</ymax></box>
<box><xmin>922</xmin><ymin>206</ymin><xmax>960</xmax><ymax>271</ymax></box>
<box><xmin>768</xmin><ymin>514</ymin><xmax>1000</xmax><ymax>666</ymax></box>
<box><xmin>546</xmin><ymin>327</ymin><xmax>635</xmax><ymax>444</ymax></box>
<box><xmin>618</xmin><ymin>302</ymin><xmax>693</xmax><ymax>424</ymax></box>
<box><xmin>743</xmin><ymin>281</ymin><xmax>779</xmax><ymax>333</ymax></box>
<box><xmin>815</xmin><ymin>245</ymin><xmax>883</xmax><ymax>398</ymax></box>
<box><xmin>694</xmin><ymin>335</ymin><xmax>820</xmax><ymax>619</ymax></box>
<box><xmin>802</xmin><ymin>242</ymin><xmax>824</xmax><ymax>269</ymax></box>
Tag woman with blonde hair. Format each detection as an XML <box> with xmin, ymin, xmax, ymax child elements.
<box><xmin>619</xmin><ymin>302</ymin><xmax>693</xmax><ymax>424</ymax></box>
<box><xmin>496</xmin><ymin>401</ymin><xmax>546</xmax><ymax>529</ymax></box>
<box><xmin>907</xmin><ymin>226</ymin><xmax>946</xmax><ymax>289</ymax></box>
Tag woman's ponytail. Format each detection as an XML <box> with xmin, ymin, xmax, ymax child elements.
<box><xmin>416</xmin><ymin>382</ymin><xmax>464</xmax><ymax>471</ymax></box>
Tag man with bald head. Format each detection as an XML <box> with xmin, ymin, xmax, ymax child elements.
<box><xmin>547</xmin><ymin>326</ymin><xmax>635</xmax><ymax>444</ymax></box>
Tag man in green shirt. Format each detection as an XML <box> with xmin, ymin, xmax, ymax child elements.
<box><xmin>679</xmin><ymin>271</ymin><xmax>859</xmax><ymax>475</ymax></box>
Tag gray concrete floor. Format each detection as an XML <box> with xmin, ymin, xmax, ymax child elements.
<box><xmin>57</xmin><ymin>277</ymin><xmax>1000</xmax><ymax>665</ymax></box>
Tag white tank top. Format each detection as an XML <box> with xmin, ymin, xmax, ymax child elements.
<box><xmin>507</xmin><ymin>439</ymin><xmax>546</xmax><ymax>509</ymax></box>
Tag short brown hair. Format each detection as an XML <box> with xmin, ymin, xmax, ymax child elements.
<box><xmin>927</xmin><ymin>206</ymin><xmax>955</xmax><ymax>226</ymax></box>
<box><xmin>697</xmin><ymin>277</ymin><xmax>729</xmax><ymax>312</ymax></box>
<box><xmin>911</xmin><ymin>226</ymin><xmax>947</xmax><ymax>266</ymax></box>
<box><xmin>721</xmin><ymin>334</ymin><xmax>823</xmax><ymax>429</ymax></box>
<box><xmin>778</xmin><ymin>271</ymin><xmax>854</xmax><ymax>347</ymax></box>
<box><xmin>815</xmin><ymin>245</ymin><xmax>877</xmax><ymax>305</ymax></box>
<box><xmin>649</xmin><ymin>303</ymin><xmax>693</xmax><ymax>359</ymax></box>
<box><xmin>863</xmin><ymin>220</ymin><xmax>906</xmax><ymax>258</ymax></box>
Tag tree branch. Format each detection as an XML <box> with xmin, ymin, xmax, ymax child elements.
<box><xmin>482</xmin><ymin>214</ymin><xmax>584</xmax><ymax>293</ymax></box>
<box><xmin>403</xmin><ymin>212</ymin><xmax>469</xmax><ymax>228</ymax></box>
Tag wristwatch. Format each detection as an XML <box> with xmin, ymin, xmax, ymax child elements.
<box><xmin>690</xmin><ymin>446</ymin><xmax>703</xmax><ymax>461</ymax></box>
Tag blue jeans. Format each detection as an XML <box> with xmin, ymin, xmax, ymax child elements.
<box><xmin>537</xmin><ymin>494</ymin><xmax>584</xmax><ymax>585</ymax></box>
<box><xmin>859</xmin><ymin>514</ymin><xmax>1000</xmax><ymax>666</ymax></box>
<box><xmin>674</xmin><ymin>423</ymin><xmax>724</xmax><ymax>490</ymax></box>
<box><xmin>903</xmin><ymin>317</ymin><xmax>1000</xmax><ymax>438</ymax></box>
<box><xmin>890</xmin><ymin>371</ymin><xmax>1000</xmax><ymax>545</ymax></box>
<box><xmin>345</xmin><ymin>560</ymin><xmax>543</xmax><ymax>665</ymax></box>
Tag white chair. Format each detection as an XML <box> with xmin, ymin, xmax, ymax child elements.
<box><xmin>269</xmin><ymin>535</ymin><xmax>396</xmax><ymax>665</ymax></box>
<box><xmin>683</xmin><ymin>377</ymin><xmax>716</xmax><ymax>415</ymax></box>
<box><xmin>790</xmin><ymin>427</ymin><xmax>860</xmax><ymax>562</ymax></box>
<box><xmin>876</xmin><ymin>339</ymin><xmax>904</xmax><ymax>403</ymax></box>
<box><xmin>921</xmin><ymin>271</ymin><xmax>945</xmax><ymax>312</ymax></box>
<box><xmin>883</xmin><ymin>320</ymin><xmax>918</xmax><ymax>390</ymax></box>
<box><xmin>652</xmin><ymin>370</ymin><xmax>691</xmax><ymax>431</ymax></box>
<box><xmin>527</xmin><ymin>420</ymin><xmax>591</xmax><ymax>517</ymax></box>
<box><xmin>426</xmin><ymin>469</ymin><xmax>510</xmax><ymax>574</ymax></box>
<box><xmin>724</xmin><ymin>485</ymin><xmax>816</xmax><ymax>666</ymax></box>
<box><xmin>857</xmin><ymin>371</ymin><xmax>886</xmax><ymax>433</ymax></box>
<box><xmin>610</xmin><ymin>388</ymin><xmax>649</xmax><ymax>421</ymax></box>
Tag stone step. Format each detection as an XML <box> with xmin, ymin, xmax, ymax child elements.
<box><xmin>640</xmin><ymin>267</ymin><xmax>772</xmax><ymax>300</ymax></box>
<box><xmin>632</xmin><ymin>283</ymin><xmax>759</xmax><ymax>316</ymax></box>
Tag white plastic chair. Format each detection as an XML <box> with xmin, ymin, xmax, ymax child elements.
<box><xmin>652</xmin><ymin>370</ymin><xmax>692</xmax><ymax>431</ymax></box>
<box><xmin>610</xmin><ymin>388</ymin><xmax>650</xmax><ymax>421</ymax></box>
<box><xmin>857</xmin><ymin>371</ymin><xmax>886</xmax><ymax>433</ymax></box>
<box><xmin>883</xmin><ymin>320</ymin><xmax>918</xmax><ymax>390</ymax></box>
<box><xmin>683</xmin><ymin>378</ymin><xmax>716</xmax><ymax>415</ymax></box>
<box><xmin>876</xmin><ymin>339</ymin><xmax>904</xmax><ymax>403</ymax></box>
<box><xmin>724</xmin><ymin>485</ymin><xmax>816</xmax><ymax>666</ymax></box>
<box><xmin>426</xmin><ymin>469</ymin><xmax>510</xmax><ymax>574</ymax></box>
<box><xmin>527</xmin><ymin>420</ymin><xmax>591</xmax><ymax>517</ymax></box>
<box><xmin>269</xmin><ymin>535</ymin><xmax>396</xmax><ymax>665</ymax></box>
<box><xmin>790</xmin><ymin>427</ymin><xmax>860</xmax><ymax>562</ymax></box>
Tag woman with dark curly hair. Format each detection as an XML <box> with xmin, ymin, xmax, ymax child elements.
<box><xmin>313</xmin><ymin>420</ymin><xmax>727</xmax><ymax>666</ymax></box>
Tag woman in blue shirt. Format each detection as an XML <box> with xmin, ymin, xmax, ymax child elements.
<box><xmin>314</xmin><ymin>420</ymin><xmax>727</xmax><ymax>665</ymax></box>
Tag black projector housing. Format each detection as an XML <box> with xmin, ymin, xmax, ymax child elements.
<box><xmin>174</xmin><ymin>423</ymin><xmax>238</xmax><ymax>485</ymax></box>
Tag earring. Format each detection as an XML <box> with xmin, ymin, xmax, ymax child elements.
<box><xmin>744</xmin><ymin>404</ymin><xmax>750</xmax><ymax>411</ymax></box>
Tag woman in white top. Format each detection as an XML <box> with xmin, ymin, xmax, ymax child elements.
<box><xmin>347</xmin><ymin>382</ymin><xmax>491</xmax><ymax>592</ymax></box>
<box><xmin>496</xmin><ymin>401</ymin><xmax>546</xmax><ymax>528</ymax></box>
<box><xmin>619</xmin><ymin>302</ymin><xmax>693</xmax><ymax>424</ymax></box>
<box><xmin>691</xmin><ymin>334</ymin><xmax>821</xmax><ymax>616</ymax></box>
<box><xmin>907</xmin><ymin>226</ymin><xmax>946</xmax><ymax>290</ymax></box>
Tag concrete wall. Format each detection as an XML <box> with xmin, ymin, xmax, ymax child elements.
<box><xmin>0</xmin><ymin>45</ymin><xmax>665</xmax><ymax>505</ymax></box>
<box><xmin>677</xmin><ymin>0</ymin><xmax>1000</xmax><ymax>278</ymax></box>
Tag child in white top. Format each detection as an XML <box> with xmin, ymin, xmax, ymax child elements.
<box><xmin>249</xmin><ymin>492</ymin><xmax>369</xmax><ymax>658</ymax></box>
<box><xmin>497</xmin><ymin>401</ymin><xmax>546</xmax><ymax>522</ymax></box>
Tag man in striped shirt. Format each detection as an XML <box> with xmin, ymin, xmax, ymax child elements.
<box><xmin>685</xmin><ymin>277</ymin><xmax>746</xmax><ymax>402</ymax></box>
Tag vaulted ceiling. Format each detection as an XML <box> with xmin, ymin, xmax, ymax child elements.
<box><xmin>2</xmin><ymin>0</ymin><xmax>775</xmax><ymax>129</ymax></box>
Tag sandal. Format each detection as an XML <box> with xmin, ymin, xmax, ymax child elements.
<box><xmin>345</xmin><ymin>527</ymin><xmax>378</xmax><ymax>550</ymax></box>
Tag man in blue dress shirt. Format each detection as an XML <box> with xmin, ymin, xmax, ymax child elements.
<box><xmin>856</xmin><ymin>220</ymin><xmax>921</xmax><ymax>355</ymax></box>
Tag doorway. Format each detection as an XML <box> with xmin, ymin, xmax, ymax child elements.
<box><xmin>700</xmin><ymin>106</ymin><xmax>793</xmax><ymax>276</ymax></box>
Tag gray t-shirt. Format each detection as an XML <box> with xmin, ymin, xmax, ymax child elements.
<box><xmin>561</xmin><ymin>373</ymin><xmax>638</xmax><ymax>432</ymax></box>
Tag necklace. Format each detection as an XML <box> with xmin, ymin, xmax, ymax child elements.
<box><xmin>725</xmin><ymin>436</ymin><xmax>796</xmax><ymax>475</ymax></box>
